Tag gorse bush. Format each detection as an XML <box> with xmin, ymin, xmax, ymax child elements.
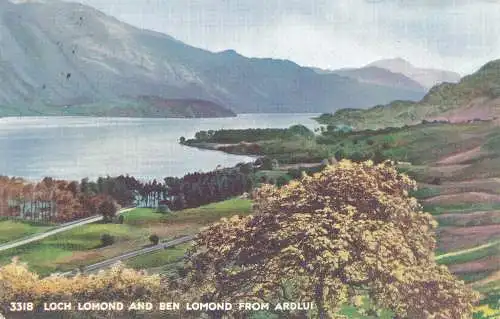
<box><xmin>0</xmin><ymin>259</ymin><xmax>165</xmax><ymax>309</ymax></box>
<box><xmin>185</xmin><ymin>160</ymin><xmax>479</xmax><ymax>319</ymax></box>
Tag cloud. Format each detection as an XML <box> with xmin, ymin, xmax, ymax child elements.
<box><xmin>74</xmin><ymin>0</ymin><xmax>500</xmax><ymax>75</ymax></box>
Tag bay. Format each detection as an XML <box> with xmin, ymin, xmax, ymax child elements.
<box><xmin>0</xmin><ymin>114</ymin><xmax>320</xmax><ymax>181</ymax></box>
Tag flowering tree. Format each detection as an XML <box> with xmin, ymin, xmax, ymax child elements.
<box><xmin>0</xmin><ymin>258</ymin><xmax>168</xmax><ymax>312</ymax></box>
<box><xmin>185</xmin><ymin>160</ymin><xmax>479</xmax><ymax>318</ymax></box>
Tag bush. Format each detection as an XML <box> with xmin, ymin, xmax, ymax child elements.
<box><xmin>287</xmin><ymin>169</ymin><xmax>302</xmax><ymax>179</ymax></box>
<box><xmin>430</xmin><ymin>177</ymin><xmax>442</xmax><ymax>185</ymax></box>
<box><xmin>255</xmin><ymin>156</ymin><xmax>274</xmax><ymax>170</ymax></box>
<box><xmin>372</xmin><ymin>150</ymin><xmax>386</xmax><ymax>164</ymax></box>
<box><xmin>100</xmin><ymin>233</ymin><xmax>115</xmax><ymax>247</ymax></box>
<box><xmin>349</xmin><ymin>151</ymin><xmax>367</xmax><ymax>162</ymax></box>
<box><xmin>382</xmin><ymin>142</ymin><xmax>391</xmax><ymax>149</ymax></box>
<box><xmin>367</xmin><ymin>139</ymin><xmax>375</xmax><ymax>146</ymax></box>
<box><xmin>334</xmin><ymin>149</ymin><xmax>346</xmax><ymax>161</ymax></box>
<box><xmin>149</xmin><ymin>234</ymin><xmax>160</xmax><ymax>245</ymax></box>
<box><xmin>276</xmin><ymin>176</ymin><xmax>289</xmax><ymax>187</ymax></box>
<box><xmin>116</xmin><ymin>215</ymin><xmax>124</xmax><ymax>224</ymax></box>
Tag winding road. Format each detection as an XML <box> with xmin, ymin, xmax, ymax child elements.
<box><xmin>0</xmin><ymin>207</ymin><xmax>136</xmax><ymax>253</ymax></box>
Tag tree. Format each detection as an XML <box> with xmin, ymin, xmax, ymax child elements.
<box><xmin>185</xmin><ymin>160</ymin><xmax>478</xmax><ymax>318</ymax></box>
<box><xmin>179</xmin><ymin>136</ymin><xmax>186</xmax><ymax>144</ymax></box>
<box><xmin>149</xmin><ymin>234</ymin><xmax>160</xmax><ymax>245</ymax></box>
<box><xmin>255</xmin><ymin>156</ymin><xmax>274</xmax><ymax>170</ymax></box>
<box><xmin>98</xmin><ymin>198</ymin><xmax>116</xmax><ymax>223</ymax></box>
<box><xmin>288</xmin><ymin>124</ymin><xmax>314</xmax><ymax>138</ymax></box>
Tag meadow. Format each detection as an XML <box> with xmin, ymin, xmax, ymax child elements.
<box><xmin>0</xmin><ymin>219</ymin><xmax>54</xmax><ymax>244</ymax></box>
<box><xmin>0</xmin><ymin>198</ymin><xmax>252</xmax><ymax>276</ymax></box>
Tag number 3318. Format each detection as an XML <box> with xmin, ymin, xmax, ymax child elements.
<box><xmin>9</xmin><ymin>302</ymin><xmax>34</xmax><ymax>311</ymax></box>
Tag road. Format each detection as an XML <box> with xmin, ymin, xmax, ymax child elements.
<box><xmin>60</xmin><ymin>235</ymin><xmax>194</xmax><ymax>276</ymax></box>
<box><xmin>0</xmin><ymin>207</ymin><xmax>136</xmax><ymax>253</ymax></box>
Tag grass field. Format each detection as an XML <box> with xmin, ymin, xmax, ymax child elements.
<box><xmin>423</xmin><ymin>203</ymin><xmax>500</xmax><ymax>215</ymax></box>
<box><xmin>0</xmin><ymin>223</ymin><xmax>146</xmax><ymax>274</ymax></box>
<box><xmin>0</xmin><ymin>198</ymin><xmax>252</xmax><ymax>276</ymax></box>
<box><xmin>0</xmin><ymin>220</ymin><xmax>54</xmax><ymax>244</ymax></box>
<box><xmin>436</xmin><ymin>241</ymin><xmax>500</xmax><ymax>265</ymax></box>
<box><xmin>125</xmin><ymin>243</ymin><xmax>191</xmax><ymax>271</ymax></box>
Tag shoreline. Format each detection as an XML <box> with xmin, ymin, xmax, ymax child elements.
<box><xmin>182</xmin><ymin>141</ymin><xmax>325</xmax><ymax>169</ymax></box>
<box><xmin>182</xmin><ymin>141</ymin><xmax>261</xmax><ymax>158</ymax></box>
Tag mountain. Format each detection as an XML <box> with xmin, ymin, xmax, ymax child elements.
<box><xmin>330</xmin><ymin>66</ymin><xmax>427</xmax><ymax>93</ymax></box>
<box><xmin>55</xmin><ymin>98</ymin><xmax>236</xmax><ymax>117</ymax></box>
<box><xmin>367</xmin><ymin>58</ymin><xmax>461</xmax><ymax>89</ymax></box>
<box><xmin>0</xmin><ymin>0</ymin><xmax>425</xmax><ymax>117</ymax></box>
<box><xmin>315</xmin><ymin>59</ymin><xmax>500</xmax><ymax>129</ymax></box>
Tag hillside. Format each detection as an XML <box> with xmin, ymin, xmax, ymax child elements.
<box><xmin>316</xmin><ymin>59</ymin><xmax>500</xmax><ymax>130</ymax></box>
<box><xmin>181</xmin><ymin>121</ymin><xmax>500</xmax><ymax>316</ymax></box>
<box><xmin>331</xmin><ymin>66</ymin><xmax>427</xmax><ymax>93</ymax></box>
<box><xmin>368</xmin><ymin>57</ymin><xmax>461</xmax><ymax>89</ymax></box>
<box><xmin>0</xmin><ymin>0</ymin><xmax>427</xmax><ymax>117</ymax></box>
<box><xmin>20</xmin><ymin>97</ymin><xmax>237</xmax><ymax>118</ymax></box>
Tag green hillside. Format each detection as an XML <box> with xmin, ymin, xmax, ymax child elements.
<box><xmin>316</xmin><ymin>59</ymin><xmax>500</xmax><ymax>130</ymax></box>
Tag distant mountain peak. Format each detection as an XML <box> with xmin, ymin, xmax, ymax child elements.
<box><xmin>219</xmin><ymin>49</ymin><xmax>239</xmax><ymax>55</ymax></box>
<box><xmin>330</xmin><ymin>64</ymin><xmax>426</xmax><ymax>93</ymax></box>
<box><xmin>367</xmin><ymin>58</ymin><xmax>461</xmax><ymax>89</ymax></box>
<box><xmin>367</xmin><ymin>57</ymin><xmax>414</xmax><ymax>69</ymax></box>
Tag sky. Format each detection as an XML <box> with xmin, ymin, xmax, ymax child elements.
<box><xmin>74</xmin><ymin>0</ymin><xmax>500</xmax><ymax>75</ymax></box>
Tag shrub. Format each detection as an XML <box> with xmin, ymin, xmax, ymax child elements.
<box><xmin>334</xmin><ymin>149</ymin><xmax>346</xmax><ymax>161</ymax></box>
<box><xmin>430</xmin><ymin>177</ymin><xmax>442</xmax><ymax>185</ymax></box>
<box><xmin>116</xmin><ymin>215</ymin><xmax>124</xmax><ymax>224</ymax></box>
<box><xmin>276</xmin><ymin>176</ymin><xmax>288</xmax><ymax>187</ymax></box>
<box><xmin>149</xmin><ymin>234</ymin><xmax>160</xmax><ymax>245</ymax></box>
<box><xmin>382</xmin><ymin>142</ymin><xmax>391</xmax><ymax>149</ymax></box>
<box><xmin>100</xmin><ymin>233</ymin><xmax>115</xmax><ymax>247</ymax></box>
<box><xmin>287</xmin><ymin>169</ymin><xmax>302</xmax><ymax>179</ymax></box>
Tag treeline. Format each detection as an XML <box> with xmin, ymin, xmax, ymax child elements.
<box><xmin>0</xmin><ymin>176</ymin><xmax>115</xmax><ymax>223</ymax></box>
<box><xmin>162</xmin><ymin>164</ymin><xmax>255</xmax><ymax>210</ymax></box>
<box><xmin>0</xmin><ymin>162</ymin><xmax>261</xmax><ymax>223</ymax></box>
<box><xmin>182</xmin><ymin>124</ymin><xmax>314</xmax><ymax>144</ymax></box>
<box><xmin>87</xmin><ymin>164</ymin><xmax>256</xmax><ymax>211</ymax></box>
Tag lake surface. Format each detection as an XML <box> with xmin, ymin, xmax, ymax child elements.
<box><xmin>0</xmin><ymin>114</ymin><xmax>320</xmax><ymax>181</ymax></box>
